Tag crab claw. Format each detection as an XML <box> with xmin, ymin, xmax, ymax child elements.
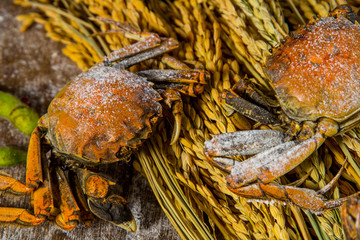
<box><xmin>88</xmin><ymin>195</ymin><xmax>137</xmax><ymax>232</ymax></box>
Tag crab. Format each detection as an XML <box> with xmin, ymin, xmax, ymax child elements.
<box><xmin>341</xmin><ymin>196</ymin><xmax>360</xmax><ymax>240</ymax></box>
<box><xmin>0</xmin><ymin>18</ymin><xmax>208</xmax><ymax>231</ymax></box>
<box><xmin>204</xmin><ymin>5</ymin><xmax>360</xmax><ymax>212</ymax></box>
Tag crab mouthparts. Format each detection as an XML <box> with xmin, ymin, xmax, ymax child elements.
<box><xmin>116</xmin><ymin>149</ymin><xmax>133</xmax><ymax>161</ymax></box>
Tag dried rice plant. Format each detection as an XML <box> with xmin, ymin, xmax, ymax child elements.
<box><xmin>14</xmin><ymin>0</ymin><xmax>360</xmax><ymax>239</ymax></box>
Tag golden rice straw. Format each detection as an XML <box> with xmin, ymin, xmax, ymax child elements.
<box><xmin>172</xmin><ymin>1</ymin><xmax>305</xmax><ymax>239</ymax></box>
<box><xmin>266</xmin><ymin>0</ymin><xmax>289</xmax><ymax>37</ymax></box>
<box><xmin>164</xmin><ymin>1</ymin><xmax>256</xmax><ymax>238</ymax></box>
<box><xmin>289</xmin><ymin>0</ymin><xmax>318</xmax><ymax>21</ymax></box>
<box><xmin>231</xmin><ymin>0</ymin><xmax>284</xmax><ymax>45</ymax></box>
<box><xmin>205</xmin><ymin>0</ymin><xmax>271</xmax><ymax>86</ymax></box>
<box><xmin>305</xmin><ymin>0</ymin><xmax>331</xmax><ymax>17</ymax></box>
<box><xmin>137</xmin><ymin>123</ymin><xmax>214</xmax><ymax>240</ymax></box>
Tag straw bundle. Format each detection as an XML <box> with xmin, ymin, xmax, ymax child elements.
<box><xmin>14</xmin><ymin>0</ymin><xmax>360</xmax><ymax>239</ymax></box>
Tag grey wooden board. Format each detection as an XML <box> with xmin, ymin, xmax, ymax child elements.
<box><xmin>0</xmin><ymin>1</ymin><xmax>181</xmax><ymax>239</ymax></box>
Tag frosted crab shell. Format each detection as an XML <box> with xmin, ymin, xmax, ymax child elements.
<box><xmin>266</xmin><ymin>15</ymin><xmax>360</xmax><ymax>122</ymax></box>
<box><xmin>45</xmin><ymin>65</ymin><xmax>162</xmax><ymax>163</ymax></box>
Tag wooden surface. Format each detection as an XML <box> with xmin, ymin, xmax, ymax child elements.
<box><xmin>0</xmin><ymin>1</ymin><xmax>181</xmax><ymax>239</ymax></box>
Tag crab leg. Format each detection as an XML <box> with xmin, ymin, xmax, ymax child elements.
<box><xmin>341</xmin><ymin>196</ymin><xmax>360</xmax><ymax>240</ymax></box>
<box><xmin>0</xmin><ymin>126</ymin><xmax>53</xmax><ymax>225</ymax></box>
<box><xmin>158</xmin><ymin>89</ymin><xmax>183</xmax><ymax>145</ymax></box>
<box><xmin>220</xmin><ymin>89</ymin><xmax>281</xmax><ymax>125</ymax></box>
<box><xmin>203</xmin><ymin>131</ymin><xmax>359</xmax><ymax>211</ymax></box>
<box><xmin>94</xmin><ymin>17</ymin><xmax>180</xmax><ymax>70</ymax></box>
<box><xmin>138</xmin><ymin>67</ymin><xmax>208</xmax><ymax>144</ymax></box>
<box><xmin>104</xmin><ymin>34</ymin><xmax>161</xmax><ymax>64</ymax></box>
<box><xmin>225</xmin><ymin>151</ymin><xmax>355</xmax><ymax>212</ymax></box>
<box><xmin>138</xmin><ymin>69</ymin><xmax>208</xmax><ymax>97</ymax></box>
<box><xmin>67</xmin><ymin>170</ymin><xmax>94</xmax><ymax>226</ymax></box>
<box><xmin>204</xmin><ymin>130</ymin><xmax>288</xmax><ymax>172</ymax></box>
<box><xmin>231</xmin><ymin>78</ymin><xmax>278</xmax><ymax>108</ymax></box>
<box><xmin>230</xmin><ymin>182</ymin><xmax>356</xmax><ymax>212</ymax></box>
<box><xmin>161</xmin><ymin>55</ymin><xmax>196</xmax><ymax>70</ymax></box>
<box><xmin>55</xmin><ymin>168</ymin><xmax>81</xmax><ymax>231</ymax></box>
<box><xmin>204</xmin><ymin>130</ymin><xmax>287</xmax><ymax>157</ymax></box>
<box><xmin>26</xmin><ymin>127</ymin><xmax>43</xmax><ymax>189</ymax></box>
<box><xmin>0</xmin><ymin>171</ymin><xmax>32</xmax><ymax>195</ymax></box>
<box><xmin>114</xmin><ymin>38</ymin><xmax>179</xmax><ymax>69</ymax></box>
<box><xmin>225</xmin><ymin>134</ymin><xmax>324</xmax><ymax>188</ymax></box>
<box><xmin>0</xmin><ymin>208</ymin><xmax>44</xmax><ymax>225</ymax></box>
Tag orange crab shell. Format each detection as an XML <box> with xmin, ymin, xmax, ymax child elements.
<box><xmin>266</xmin><ymin>14</ymin><xmax>360</xmax><ymax>122</ymax></box>
<box><xmin>45</xmin><ymin>65</ymin><xmax>162</xmax><ymax>163</ymax></box>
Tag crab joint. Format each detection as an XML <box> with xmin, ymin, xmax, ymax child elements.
<box><xmin>76</xmin><ymin>169</ymin><xmax>115</xmax><ymax>199</ymax></box>
<box><xmin>317</xmin><ymin>118</ymin><xmax>339</xmax><ymax>137</ymax></box>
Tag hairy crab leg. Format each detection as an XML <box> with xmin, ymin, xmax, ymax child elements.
<box><xmin>203</xmin><ymin>130</ymin><xmax>287</xmax><ymax>172</ymax></box>
<box><xmin>341</xmin><ymin>196</ymin><xmax>360</xmax><ymax>240</ymax></box>
<box><xmin>136</xmin><ymin>68</ymin><xmax>208</xmax><ymax>144</ymax></box>
<box><xmin>104</xmin><ymin>34</ymin><xmax>161</xmax><ymax>64</ymax></box>
<box><xmin>26</xmin><ymin>127</ymin><xmax>43</xmax><ymax>189</ymax></box>
<box><xmin>161</xmin><ymin>54</ymin><xmax>195</xmax><ymax>70</ymax></box>
<box><xmin>132</xmin><ymin>55</ymin><xmax>208</xmax><ymax>144</ymax></box>
<box><xmin>225</xmin><ymin>133</ymin><xmax>324</xmax><ymax>188</ymax></box>
<box><xmin>138</xmin><ymin>69</ymin><xmax>208</xmax><ymax>96</ymax></box>
<box><xmin>0</xmin><ymin>172</ymin><xmax>45</xmax><ymax>225</ymax></box>
<box><xmin>0</xmin><ymin>171</ymin><xmax>32</xmax><ymax>195</ymax></box>
<box><xmin>55</xmin><ymin>168</ymin><xmax>81</xmax><ymax>231</ymax></box>
<box><xmin>114</xmin><ymin>38</ymin><xmax>178</xmax><ymax>69</ymax></box>
<box><xmin>204</xmin><ymin>129</ymin><xmax>287</xmax><ymax>157</ymax></box>
<box><xmin>76</xmin><ymin>168</ymin><xmax>136</xmax><ymax>232</ymax></box>
<box><xmin>316</xmin><ymin>158</ymin><xmax>348</xmax><ymax>195</ymax></box>
<box><xmin>33</xmin><ymin>142</ymin><xmax>58</xmax><ymax>219</ymax></box>
<box><xmin>0</xmin><ymin>125</ymin><xmax>55</xmax><ymax>225</ymax></box>
<box><xmin>220</xmin><ymin>90</ymin><xmax>281</xmax><ymax>125</ymax></box>
<box><xmin>231</xmin><ymin>78</ymin><xmax>278</xmax><ymax>108</ymax></box>
<box><xmin>67</xmin><ymin>170</ymin><xmax>94</xmax><ymax>226</ymax></box>
<box><xmin>93</xmin><ymin>17</ymin><xmax>179</xmax><ymax>70</ymax></box>
<box><xmin>230</xmin><ymin>182</ymin><xmax>358</xmax><ymax>212</ymax></box>
<box><xmin>204</xmin><ymin>129</ymin><xmax>360</xmax><ymax>211</ymax></box>
<box><xmin>0</xmin><ymin>208</ymin><xmax>44</xmax><ymax>225</ymax></box>
<box><xmin>157</xmin><ymin>89</ymin><xmax>183</xmax><ymax>145</ymax></box>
